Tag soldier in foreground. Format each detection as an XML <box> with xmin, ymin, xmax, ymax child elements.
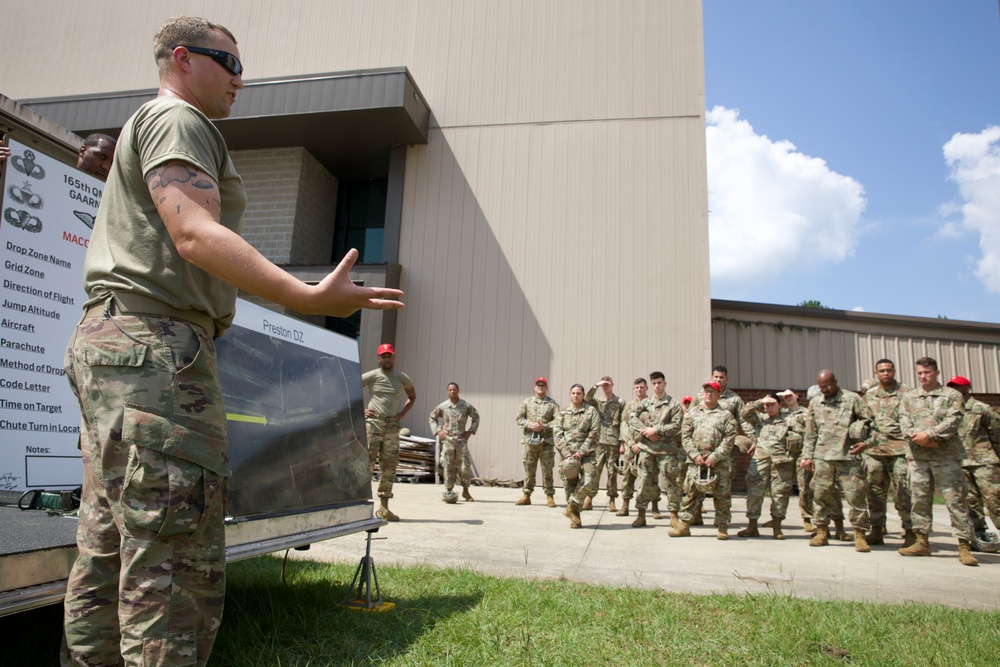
<box><xmin>515</xmin><ymin>378</ymin><xmax>560</xmax><ymax>507</ymax></box>
<box><xmin>629</xmin><ymin>372</ymin><xmax>685</xmax><ymax>528</ymax></box>
<box><xmin>947</xmin><ymin>376</ymin><xmax>1000</xmax><ymax>536</ymax></box>
<box><xmin>615</xmin><ymin>377</ymin><xmax>649</xmax><ymax>517</ymax></box>
<box><xmin>429</xmin><ymin>382</ymin><xmax>480</xmax><ymax>503</ymax></box>
<box><xmin>672</xmin><ymin>381</ymin><xmax>737</xmax><ymax>540</ymax></box>
<box><xmin>583</xmin><ymin>377</ymin><xmax>624</xmax><ymax>511</ymax></box>
<box><xmin>739</xmin><ymin>393</ymin><xmax>802</xmax><ymax>539</ymax></box>
<box><xmin>800</xmin><ymin>370</ymin><xmax>874</xmax><ymax>552</ymax></box>
<box><xmin>554</xmin><ymin>384</ymin><xmax>601</xmax><ymax>528</ymax></box>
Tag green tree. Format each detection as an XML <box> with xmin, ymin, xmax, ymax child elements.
<box><xmin>797</xmin><ymin>299</ymin><xmax>831</xmax><ymax>309</ymax></box>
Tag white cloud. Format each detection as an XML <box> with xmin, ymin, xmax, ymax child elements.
<box><xmin>706</xmin><ymin>106</ymin><xmax>866</xmax><ymax>294</ymax></box>
<box><xmin>851</xmin><ymin>306</ymin><xmax>866</xmax><ymax>312</ymax></box>
<box><xmin>943</xmin><ymin>126</ymin><xmax>1000</xmax><ymax>294</ymax></box>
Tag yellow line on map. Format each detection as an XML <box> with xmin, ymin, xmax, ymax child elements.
<box><xmin>227</xmin><ymin>413</ymin><xmax>268</xmax><ymax>425</ymax></box>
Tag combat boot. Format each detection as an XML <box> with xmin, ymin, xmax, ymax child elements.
<box><xmin>669</xmin><ymin>521</ymin><xmax>691</xmax><ymax>537</ymax></box>
<box><xmin>515</xmin><ymin>492</ymin><xmax>531</xmax><ymax>506</ymax></box>
<box><xmin>957</xmin><ymin>539</ymin><xmax>979</xmax><ymax>567</ymax></box>
<box><xmin>866</xmin><ymin>526</ymin><xmax>884</xmax><ymax>545</ymax></box>
<box><xmin>772</xmin><ymin>519</ymin><xmax>785</xmax><ymax>540</ymax></box>
<box><xmin>761</xmin><ymin>518</ymin><xmax>775</xmax><ymax>528</ymax></box>
<box><xmin>582</xmin><ymin>496</ymin><xmax>593</xmax><ymax>511</ymax></box>
<box><xmin>691</xmin><ymin>504</ymin><xmax>705</xmax><ymax>526</ymax></box>
<box><xmin>615</xmin><ymin>498</ymin><xmax>631</xmax><ymax>517</ymax></box>
<box><xmin>898</xmin><ymin>532</ymin><xmax>931</xmax><ymax>557</ymax></box>
<box><xmin>833</xmin><ymin>518</ymin><xmax>850</xmax><ymax>541</ymax></box>
<box><xmin>854</xmin><ymin>528</ymin><xmax>871</xmax><ymax>553</ymax></box>
<box><xmin>546</xmin><ymin>494</ymin><xmax>556</xmax><ymax>508</ymax></box>
<box><xmin>802</xmin><ymin>518</ymin><xmax>815</xmax><ymax>534</ymax></box>
<box><xmin>631</xmin><ymin>507</ymin><xmax>647</xmax><ymax>528</ymax></box>
<box><xmin>717</xmin><ymin>522</ymin><xmax>730</xmax><ymax>541</ymax></box>
<box><xmin>670</xmin><ymin>511</ymin><xmax>680</xmax><ymax>530</ymax></box>
<box><xmin>738</xmin><ymin>519</ymin><xmax>759</xmax><ymax>538</ymax></box>
<box><xmin>651</xmin><ymin>501</ymin><xmax>662</xmax><ymax>519</ymax></box>
<box><xmin>377</xmin><ymin>498</ymin><xmax>400</xmax><ymax>522</ymax></box>
<box><xmin>608</xmin><ymin>497</ymin><xmax>618</xmax><ymax>513</ymax></box>
<box><xmin>901</xmin><ymin>529</ymin><xmax>917</xmax><ymax>549</ymax></box>
<box><xmin>565</xmin><ymin>503</ymin><xmax>582</xmax><ymax>529</ymax></box>
<box><xmin>462</xmin><ymin>487</ymin><xmax>474</xmax><ymax>501</ymax></box>
<box><xmin>809</xmin><ymin>525</ymin><xmax>829</xmax><ymax>547</ymax></box>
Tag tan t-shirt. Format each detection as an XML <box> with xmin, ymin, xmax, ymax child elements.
<box><xmin>361</xmin><ymin>368</ymin><xmax>414</xmax><ymax>416</ymax></box>
<box><xmin>82</xmin><ymin>97</ymin><xmax>247</xmax><ymax>335</ymax></box>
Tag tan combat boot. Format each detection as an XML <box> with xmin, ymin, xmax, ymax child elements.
<box><xmin>901</xmin><ymin>529</ymin><xmax>916</xmax><ymax>549</ymax></box>
<box><xmin>651</xmin><ymin>501</ymin><xmax>662</xmax><ymax>520</ymax></box>
<box><xmin>772</xmin><ymin>519</ymin><xmax>785</xmax><ymax>540</ymax></box>
<box><xmin>866</xmin><ymin>526</ymin><xmax>884</xmax><ymax>545</ymax></box>
<box><xmin>515</xmin><ymin>492</ymin><xmax>531</xmax><ymax>506</ymax></box>
<box><xmin>717</xmin><ymin>522</ymin><xmax>730</xmax><ymax>541</ymax></box>
<box><xmin>803</xmin><ymin>518</ymin><xmax>815</xmax><ymax>534</ymax></box>
<box><xmin>582</xmin><ymin>496</ymin><xmax>593</xmax><ymax>511</ymax></box>
<box><xmin>854</xmin><ymin>528</ymin><xmax>871</xmax><ymax>553</ymax></box>
<box><xmin>608</xmin><ymin>497</ymin><xmax>618</xmax><ymax>513</ymax></box>
<box><xmin>738</xmin><ymin>518</ymin><xmax>760</xmax><ymax>538</ymax></box>
<box><xmin>761</xmin><ymin>518</ymin><xmax>775</xmax><ymax>528</ymax></box>
<box><xmin>377</xmin><ymin>498</ymin><xmax>400</xmax><ymax>522</ymax></box>
<box><xmin>809</xmin><ymin>525</ymin><xmax>829</xmax><ymax>547</ymax></box>
<box><xmin>669</xmin><ymin>511</ymin><xmax>680</xmax><ymax>530</ymax></box>
<box><xmin>546</xmin><ymin>494</ymin><xmax>557</xmax><ymax>507</ymax></box>
<box><xmin>615</xmin><ymin>498</ymin><xmax>630</xmax><ymax>517</ymax></box>
<box><xmin>690</xmin><ymin>504</ymin><xmax>705</xmax><ymax>526</ymax></box>
<box><xmin>833</xmin><ymin>518</ymin><xmax>850</xmax><ymax>541</ymax></box>
<box><xmin>631</xmin><ymin>507</ymin><xmax>647</xmax><ymax>528</ymax></box>
<box><xmin>957</xmin><ymin>539</ymin><xmax>979</xmax><ymax>566</ymax></box>
<box><xmin>669</xmin><ymin>521</ymin><xmax>691</xmax><ymax>537</ymax></box>
<box><xmin>898</xmin><ymin>532</ymin><xmax>931</xmax><ymax>557</ymax></box>
<box><xmin>565</xmin><ymin>503</ymin><xmax>582</xmax><ymax>529</ymax></box>
<box><xmin>462</xmin><ymin>487</ymin><xmax>474</xmax><ymax>502</ymax></box>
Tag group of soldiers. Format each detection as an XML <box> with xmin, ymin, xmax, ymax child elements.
<box><xmin>512</xmin><ymin>360</ymin><xmax>999</xmax><ymax>567</ymax></box>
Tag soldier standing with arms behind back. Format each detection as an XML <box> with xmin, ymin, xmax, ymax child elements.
<box><xmin>947</xmin><ymin>376</ymin><xmax>1000</xmax><ymax>537</ymax></box>
<box><xmin>515</xmin><ymin>378</ymin><xmax>560</xmax><ymax>507</ymax></box>
<box><xmin>897</xmin><ymin>358</ymin><xmax>978</xmax><ymax>565</ymax></box>
<box><xmin>362</xmin><ymin>343</ymin><xmax>416</xmax><ymax>522</ymax></box>
<box><xmin>429</xmin><ymin>382</ymin><xmax>480</xmax><ymax>504</ymax></box>
<box><xmin>615</xmin><ymin>377</ymin><xmax>649</xmax><ymax>517</ymax></box>
<box><xmin>62</xmin><ymin>16</ymin><xmax>404</xmax><ymax>666</ymax></box>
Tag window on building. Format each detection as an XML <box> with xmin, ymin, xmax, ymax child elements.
<box><xmin>333</xmin><ymin>180</ymin><xmax>387</xmax><ymax>265</ymax></box>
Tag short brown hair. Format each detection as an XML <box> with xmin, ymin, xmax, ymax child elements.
<box><xmin>915</xmin><ymin>356</ymin><xmax>938</xmax><ymax>370</ymax></box>
<box><xmin>154</xmin><ymin>16</ymin><xmax>237</xmax><ymax>73</ymax></box>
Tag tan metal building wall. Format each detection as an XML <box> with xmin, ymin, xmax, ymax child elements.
<box><xmin>712</xmin><ymin>300</ymin><xmax>1000</xmax><ymax>394</ymax></box>
<box><xmin>2</xmin><ymin>1</ymin><xmax>712</xmax><ymax>482</ymax></box>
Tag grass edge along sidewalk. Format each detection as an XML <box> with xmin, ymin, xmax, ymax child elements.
<box><xmin>5</xmin><ymin>557</ymin><xmax>999</xmax><ymax>666</ymax></box>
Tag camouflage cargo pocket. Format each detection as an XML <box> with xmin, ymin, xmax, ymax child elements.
<box><xmin>120</xmin><ymin>404</ymin><xmax>229</xmax><ymax>540</ymax></box>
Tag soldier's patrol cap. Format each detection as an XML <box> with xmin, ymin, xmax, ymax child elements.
<box><xmin>377</xmin><ymin>343</ymin><xmax>395</xmax><ymax>356</ymax></box>
<box><xmin>946</xmin><ymin>376</ymin><xmax>971</xmax><ymax>388</ymax></box>
<box><xmin>535</xmin><ymin>377</ymin><xmax>548</xmax><ymax>385</ymax></box>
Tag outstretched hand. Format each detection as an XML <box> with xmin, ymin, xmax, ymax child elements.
<box><xmin>310</xmin><ymin>249</ymin><xmax>405</xmax><ymax>317</ymax></box>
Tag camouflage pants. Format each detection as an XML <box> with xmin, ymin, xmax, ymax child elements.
<box><xmin>635</xmin><ymin>450</ymin><xmax>682</xmax><ymax>512</ymax></box>
<box><xmin>367</xmin><ymin>418</ymin><xmax>401</xmax><ymax>499</ymax></box>
<box><xmin>440</xmin><ymin>439</ymin><xmax>471</xmax><ymax>493</ymax></box>
<box><xmin>797</xmin><ymin>463</ymin><xmax>814</xmax><ymax>520</ymax></box>
<box><xmin>745</xmin><ymin>458</ymin><xmax>795</xmax><ymax>520</ymax></box>
<box><xmin>563</xmin><ymin>454</ymin><xmax>598</xmax><ymax>508</ymax></box>
<box><xmin>63</xmin><ymin>313</ymin><xmax>228</xmax><ymax>667</ymax></box>
<box><xmin>618</xmin><ymin>445</ymin><xmax>639</xmax><ymax>500</ymax></box>
<box><xmin>964</xmin><ymin>464</ymin><xmax>1000</xmax><ymax>532</ymax></box>
<box><xmin>863</xmin><ymin>453</ymin><xmax>911</xmax><ymax>530</ymax></box>
<box><xmin>812</xmin><ymin>459</ymin><xmax>869</xmax><ymax>530</ymax></box>
<box><xmin>522</xmin><ymin>442</ymin><xmax>556</xmax><ymax>496</ymax></box>
<box><xmin>679</xmin><ymin>461</ymin><xmax>732</xmax><ymax>525</ymax></box>
<box><xmin>909</xmin><ymin>458</ymin><xmax>971</xmax><ymax>541</ymax></box>
<box><xmin>591</xmin><ymin>442</ymin><xmax>619</xmax><ymax>498</ymax></box>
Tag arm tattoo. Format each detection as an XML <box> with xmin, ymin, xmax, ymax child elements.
<box><xmin>147</xmin><ymin>164</ymin><xmax>216</xmax><ymax>190</ymax></box>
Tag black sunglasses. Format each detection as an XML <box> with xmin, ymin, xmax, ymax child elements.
<box><xmin>176</xmin><ymin>45</ymin><xmax>243</xmax><ymax>76</ymax></box>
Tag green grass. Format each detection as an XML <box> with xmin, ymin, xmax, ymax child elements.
<box><xmin>4</xmin><ymin>556</ymin><xmax>998</xmax><ymax>666</ymax></box>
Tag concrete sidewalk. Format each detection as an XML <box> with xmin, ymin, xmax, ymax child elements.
<box><xmin>293</xmin><ymin>483</ymin><xmax>1000</xmax><ymax>611</ymax></box>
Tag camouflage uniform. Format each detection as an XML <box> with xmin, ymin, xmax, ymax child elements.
<box><xmin>516</xmin><ymin>394</ymin><xmax>560</xmax><ymax>496</ymax></box>
<box><xmin>553</xmin><ymin>403</ymin><xmax>600</xmax><ymax>507</ymax></box>
<box><xmin>362</xmin><ymin>368</ymin><xmax>414</xmax><ymax>499</ymax></box>
<box><xmin>898</xmin><ymin>384</ymin><xmax>973</xmax><ymax>541</ymax></box>
<box><xmin>429</xmin><ymin>398</ymin><xmax>480</xmax><ymax>498</ymax></box>
<box><xmin>65</xmin><ymin>312</ymin><xmax>229</xmax><ymax>666</ymax></box>
<box><xmin>785</xmin><ymin>405</ymin><xmax>817</xmax><ymax>523</ymax></box>
<box><xmin>802</xmin><ymin>389</ymin><xmax>874</xmax><ymax>531</ymax></box>
<box><xmin>618</xmin><ymin>397</ymin><xmax>646</xmax><ymax>502</ymax></box>
<box><xmin>956</xmin><ymin>396</ymin><xmax>1000</xmax><ymax>533</ymax></box>
<box><xmin>630</xmin><ymin>394</ymin><xmax>685</xmax><ymax>512</ymax></box>
<box><xmin>679</xmin><ymin>406</ymin><xmax>736</xmax><ymax>525</ymax></box>
<box><xmin>584</xmin><ymin>386</ymin><xmax>624</xmax><ymax>500</ymax></box>
<box><xmin>741</xmin><ymin>401</ymin><xmax>800</xmax><ymax>521</ymax></box>
<box><xmin>864</xmin><ymin>381</ymin><xmax>912</xmax><ymax>531</ymax></box>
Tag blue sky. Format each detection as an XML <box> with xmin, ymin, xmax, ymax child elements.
<box><xmin>703</xmin><ymin>2</ymin><xmax>1000</xmax><ymax>323</ymax></box>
